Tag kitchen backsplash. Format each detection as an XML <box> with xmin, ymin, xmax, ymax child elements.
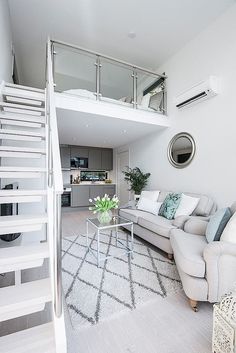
<box><xmin>62</xmin><ymin>170</ymin><xmax>111</xmax><ymax>185</ymax></box>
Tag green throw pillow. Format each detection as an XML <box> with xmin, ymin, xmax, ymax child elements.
<box><xmin>159</xmin><ymin>193</ymin><xmax>182</xmax><ymax>220</ymax></box>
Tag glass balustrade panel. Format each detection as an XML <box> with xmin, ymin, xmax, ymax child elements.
<box><xmin>99</xmin><ymin>58</ymin><xmax>134</xmax><ymax>107</ymax></box>
<box><xmin>53</xmin><ymin>43</ymin><xmax>97</xmax><ymax>101</ymax></box>
<box><xmin>136</xmin><ymin>71</ymin><xmax>166</xmax><ymax>114</ymax></box>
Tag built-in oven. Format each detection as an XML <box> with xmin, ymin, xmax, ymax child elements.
<box><xmin>62</xmin><ymin>189</ymin><xmax>71</xmax><ymax>207</ymax></box>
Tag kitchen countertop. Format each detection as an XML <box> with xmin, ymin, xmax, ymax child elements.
<box><xmin>70</xmin><ymin>183</ymin><xmax>116</xmax><ymax>186</ymax></box>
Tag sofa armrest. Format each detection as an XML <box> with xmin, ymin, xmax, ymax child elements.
<box><xmin>203</xmin><ymin>241</ymin><xmax>236</xmax><ymax>302</ymax></box>
<box><xmin>172</xmin><ymin>215</ymin><xmax>210</xmax><ymax>231</ymax></box>
<box><xmin>119</xmin><ymin>200</ymin><xmax>137</xmax><ymax>209</ymax></box>
<box><xmin>172</xmin><ymin>215</ymin><xmax>190</xmax><ymax>229</ymax></box>
<box><xmin>184</xmin><ymin>218</ymin><xmax>209</xmax><ymax>236</ymax></box>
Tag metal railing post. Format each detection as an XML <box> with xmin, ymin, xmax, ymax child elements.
<box><xmin>132</xmin><ymin>69</ymin><xmax>138</xmax><ymax>109</ymax></box>
<box><xmin>95</xmin><ymin>56</ymin><xmax>101</xmax><ymax>100</ymax></box>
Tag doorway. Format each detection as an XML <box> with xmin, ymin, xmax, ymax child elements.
<box><xmin>117</xmin><ymin>150</ymin><xmax>130</xmax><ymax>207</ymax></box>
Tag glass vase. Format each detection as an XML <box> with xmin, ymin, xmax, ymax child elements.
<box><xmin>97</xmin><ymin>210</ymin><xmax>112</xmax><ymax>224</ymax></box>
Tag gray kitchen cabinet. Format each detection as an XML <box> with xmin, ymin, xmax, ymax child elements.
<box><xmin>88</xmin><ymin>149</ymin><xmax>102</xmax><ymax>169</ymax></box>
<box><xmin>89</xmin><ymin>185</ymin><xmax>104</xmax><ymax>199</ymax></box>
<box><xmin>103</xmin><ymin>185</ymin><xmax>116</xmax><ymax>197</ymax></box>
<box><xmin>60</xmin><ymin>145</ymin><xmax>70</xmax><ymax>169</ymax></box>
<box><xmin>70</xmin><ymin>146</ymin><xmax>89</xmax><ymax>159</ymax></box>
<box><xmin>71</xmin><ymin>185</ymin><xmax>90</xmax><ymax>207</ymax></box>
<box><xmin>101</xmin><ymin>149</ymin><xmax>113</xmax><ymax>171</ymax></box>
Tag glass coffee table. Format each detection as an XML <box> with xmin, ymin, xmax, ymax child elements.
<box><xmin>86</xmin><ymin>215</ymin><xmax>134</xmax><ymax>267</ymax></box>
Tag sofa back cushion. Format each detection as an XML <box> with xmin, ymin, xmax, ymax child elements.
<box><xmin>159</xmin><ymin>193</ymin><xmax>182</xmax><ymax>220</ymax></box>
<box><xmin>137</xmin><ymin>198</ymin><xmax>162</xmax><ymax>215</ymax></box>
<box><xmin>174</xmin><ymin>194</ymin><xmax>200</xmax><ymax>218</ymax></box>
<box><xmin>206</xmin><ymin>207</ymin><xmax>232</xmax><ymax>242</ymax></box>
<box><xmin>158</xmin><ymin>191</ymin><xmax>216</xmax><ymax>217</ymax></box>
<box><xmin>140</xmin><ymin>190</ymin><xmax>160</xmax><ymax>202</ymax></box>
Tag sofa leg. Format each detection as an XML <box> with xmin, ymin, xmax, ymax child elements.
<box><xmin>189</xmin><ymin>299</ymin><xmax>198</xmax><ymax>312</ymax></box>
<box><xmin>167</xmin><ymin>253</ymin><xmax>173</xmax><ymax>260</ymax></box>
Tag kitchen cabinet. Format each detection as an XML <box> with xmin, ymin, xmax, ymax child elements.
<box><xmin>101</xmin><ymin>149</ymin><xmax>113</xmax><ymax>171</ymax></box>
<box><xmin>103</xmin><ymin>185</ymin><xmax>116</xmax><ymax>197</ymax></box>
<box><xmin>88</xmin><ymin>149</ymin><xmax>102</xmax><ymax>170</ymax></box>
<box><xmin>89</xmin><ymin>185</ymin><xmax>104</xmax><ymax>199</ymax></box>
<box><xmin>60</xmin><ymin>146</ymin><xmax>70</xmax><ymax>169</ymax></box>
<box><xmin>71</xmin><ymin>184</ymin><xmax>116</xmax><ymax>207</ymax></box>
<box><xmin>70</xmin><ymin>146</ymin><xmax>89</xmax><ymax>159</ymax></box>
<box><xmin>61</xmin><ymin>144</ymin><xmax>113</xmax><ymax>171</ymax></box>
<box><xmin>71</xmin><ymin>185</ymin><xmax>90</xmax><ymax>207</ymax></box>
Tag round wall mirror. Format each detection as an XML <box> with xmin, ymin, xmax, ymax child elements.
<box><xmin>168</xmin><ymin>132</ymin><xmax>196</xmax><ymax>168</ymax></box>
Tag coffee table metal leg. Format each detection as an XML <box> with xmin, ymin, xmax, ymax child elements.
<box><xmin>86</xmin><ymin>220</ymin><xmax>89</xmax><ymax>248</ymax></box>
<box><xmin>131</xmin><ymin>223</ymin><xmax>134</xmax><ymax>259</ymax></box>
<box><xmin>115</xmin><ymin>226</ymin><xmax>118</xmax><ymax>246</ymax></box>
<box><xmin>97</xmin><ymin>229</ymin><xmax>100</xmax><ymax>267</ymax></box>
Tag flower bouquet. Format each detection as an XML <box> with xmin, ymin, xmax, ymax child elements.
<box><xmin>89</xmin><ymin>194</ymin><xmax>119</xmax><ymax>224</ymax></box>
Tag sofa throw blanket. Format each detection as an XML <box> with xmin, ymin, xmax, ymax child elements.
<box><xmin>159</xmin><ymin>193</ymin><xmax>182</xmax><ymax>220</ymax></box>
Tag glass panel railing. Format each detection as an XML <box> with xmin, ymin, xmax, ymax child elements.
<box><xmin>99</xmin><ymin>58</ymin><xmax>134</xmax><ymax>107</ymax></box>
<box><xmin>136</xmin><ymin>71</ymin><xmax>167</xmax><ymax>114</ymax></box>
<box><xmin>53</xmin><ymin>43</ymin><xmax>97</xmax><ymax>100</ymax></box>
<box><xmin>51</xmin><ymin>40</ymin><xmax>167</xmax><ymax>114</ymax></box>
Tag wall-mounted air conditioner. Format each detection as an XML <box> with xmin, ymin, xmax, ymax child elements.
<box><xmin>174</xmin><ymin>76</ymin><xmax>218</xmax><ymax>109</ymax></box>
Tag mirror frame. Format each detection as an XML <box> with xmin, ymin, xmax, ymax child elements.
<box><xmin>167</xmin><ymin>132</ymin><xmax>196</xmax><ymax>169</ymax></box>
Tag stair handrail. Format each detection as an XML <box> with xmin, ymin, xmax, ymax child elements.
<box><xmin>46</xmin><ymin>37</ymin><xmax>63</xmax><ymax>318</ymax></box>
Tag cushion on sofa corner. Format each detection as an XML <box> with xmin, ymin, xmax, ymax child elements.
<box><xmin>206</xmin><ymin>207</ymin><xmax>232</xmax><ymax>243</ymax></box>
<box><xmin>220</xmin><ymin>211</ymin><xmax>236</xmax><ymax>243</ymax></box>
<box><xmin>159</xmin><ymin>193</ymin><xmax>182</xmax><ymax>220</ymax></box>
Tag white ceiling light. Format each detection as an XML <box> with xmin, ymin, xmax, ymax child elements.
<box><xmin>127</xmin><ymin>31</ymin><xmax>136</xmax><ymax>39</ymax></box>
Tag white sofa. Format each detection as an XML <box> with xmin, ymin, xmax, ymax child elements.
<box><xmin>119</xmin><ymin>191</ymin><xmax>217</xmax><ymax>259</ymax></box>
<box><xmin>170</xmin><ymin>202</ymin><xmax>236</xmax><ymax>311</ymax></box>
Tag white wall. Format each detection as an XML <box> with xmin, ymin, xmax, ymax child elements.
<box><xmin>0</xmin><ymin>0</ymin><xmax>13</xmax><ymax>82</ymax></box>
<box><xmin>118</xmin><ymin>4</ymin><xmax>236</xmax><ymax>208</ymax></box>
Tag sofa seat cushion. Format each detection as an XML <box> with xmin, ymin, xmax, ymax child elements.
<box><xmin>138</xmin><ymin>213</ymin><xmax>177</xmax><ymax>239</ymax></box>
<box><xmin>119</xmin><ymin>208</ymin><xmax>147</xmax><ymax>223</ymax></box>
<box><xmin>170</xmin><ymin>229</ymin><xmax>207</xmax><ymax>278</ymax></box>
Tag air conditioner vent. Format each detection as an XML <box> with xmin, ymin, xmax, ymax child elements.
<box><xmin>174</xmin><ymin>76</ymin><xmax>218</xmax><ymax>109</ymax></box>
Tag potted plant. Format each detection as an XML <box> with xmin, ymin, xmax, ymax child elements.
<box><xmin>89</xmin><ymin>194</ymin><xmax>119</xmax><ymax>224</ymax></box>
<box><xmin>122</xmin><ymin>167</ymin><xmax>151</xmax><ymax>200</ymax></box>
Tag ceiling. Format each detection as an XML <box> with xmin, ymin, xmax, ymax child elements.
<box><xmin>8</xmin><ymin>0</ymin><xmax>234</xmax><ymax>89</ymax></box>
<box><xmin>57</xmin><ymin>108</ymin><xmax>165</xmax><ymax>148</ymax></box>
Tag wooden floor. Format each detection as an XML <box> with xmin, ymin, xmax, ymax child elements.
<box><xmin>63</xmin><ymin>208</ymin><xmax>213</xmax><ymax>353</ymax></box>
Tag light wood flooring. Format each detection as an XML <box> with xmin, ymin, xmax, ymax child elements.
<box><xmin>63</xmin><ymin>207</ymin><xmax>213</xmax><ymax>353</ymax></box>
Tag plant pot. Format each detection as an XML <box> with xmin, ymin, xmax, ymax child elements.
<box><xmin>97</xmin><ymin>210</ymin><xmax>113</xmax><ymax>224</ymax></box>
<box><xmin>134</xmin><ymin>194</ymin><xmax>140</xmax><ymax>201</ymax></box>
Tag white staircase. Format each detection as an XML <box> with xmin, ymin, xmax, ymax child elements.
<box><xmin>0</xmin><ymin>81</ymin><xmax>66</xmax><ymax>352</ymax></box>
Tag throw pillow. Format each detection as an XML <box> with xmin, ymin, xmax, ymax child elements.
<box><xmin>174</xmin><ymin>194</ymin><xmax>200</xmax><ymax>218</ymax></box>
<box><xmin>206</xmin><ymin>207</ymin><xmax>232</xmax><ymax>243</ymax></box>
<box><xmin>220</xmin><ymin>210</ymin><xmax>236</xmax><ymax>243</ymax></box>
<box><xmin>140</xmin><ymin>190</ymin><xmax>160</xmax><ymax>202</ymax></box>
<box><xmin>137</xmin><ymin>198</ymin><xmax>162</xmax><ymax>216</ymax></box>
<box><xmin>159</xmin><ymin>193</ymin><xmax>182</xmax><ymax>220</ymax></box>
<box><xmin>141</xmin><ymin>93</ymin><xmax>151</xmax><ymax>108</ymax></box>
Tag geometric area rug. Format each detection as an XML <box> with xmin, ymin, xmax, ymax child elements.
<box><xmin>62</xmin><ymin>230</ymin><xmax>182</xmax><ymax>329</ymax></box>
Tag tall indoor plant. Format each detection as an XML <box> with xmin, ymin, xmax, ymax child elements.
<box><xmin>123</xmin><ymin>167</ymin><xmax>151</xmax><ymax>199</ymax></box>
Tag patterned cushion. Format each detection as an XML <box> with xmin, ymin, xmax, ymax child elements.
<box><xmin>159</xmin><ymin>193</ymin><xmax>182</xmax><ymax>220</ymax></box>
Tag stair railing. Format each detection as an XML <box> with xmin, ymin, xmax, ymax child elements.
<box><xmin>46</xmin><ymin>38</ymin><xmax>63</xmax><ymax>319</ymax></box>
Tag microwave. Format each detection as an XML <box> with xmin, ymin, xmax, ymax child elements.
<box><xmin>70</xmin><ymin>157</ymin><xmax>88</xmax><ymax>169</ymax></box>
